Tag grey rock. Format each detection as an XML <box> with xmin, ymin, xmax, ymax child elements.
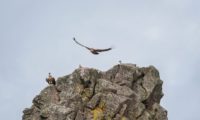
<box><xmin>22</xmin><ymin>64</ymin><xmax>168</xmax><ymax>120</ymax></box>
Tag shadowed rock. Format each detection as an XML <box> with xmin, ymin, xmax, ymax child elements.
<box><xmin>22</xmin><ymin>63</ymin><xmax>168</xmax><ymax>120</ymax></box>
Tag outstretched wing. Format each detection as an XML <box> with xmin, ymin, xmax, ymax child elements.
<box><xmin>73</xmin><ymin>37</ymin><xmax>90</xmax><ymax>49</ymax></box>
<box><xmin>95</xmin><ymin>48</ymin><xmax>112</xmax><ymax>52</ymax></box>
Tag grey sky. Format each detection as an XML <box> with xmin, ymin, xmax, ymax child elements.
<box><xmin>0</xmin><ymin>0</ymin><xmax>200</xmax><ymax>119</ymax></box>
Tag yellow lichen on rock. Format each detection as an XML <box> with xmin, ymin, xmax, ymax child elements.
<box><xmin>91</xmin><ymin>107</ymin><xmax>103</xmax><ymax>120</ymax></box>
<box><xmin>75</xmin><ymin>84</ymin><xmax>83</xmax><ymax>93</ymax></box>
<box><xmin>121</xmin><ymin>116</ymin><xmax>128</xmax><ymax>120</ymax></box>
<box><xmin>98</xmin><ymin>101</ymin><xmax>106</xmax><ymax>110</ymax></box>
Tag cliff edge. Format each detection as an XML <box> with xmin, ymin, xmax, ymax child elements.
<box><xmin>23</xmin><ymin>63</ymin><xmax>168</xmax><ymax>120</ymax></box>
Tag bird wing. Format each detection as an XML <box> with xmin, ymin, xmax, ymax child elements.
<box><xmin>73</xmin><ymin>37</ymin><xmax>90</xmax><ymax>49</ymax></box>
<box><xmin>52</xmin><ymin>78</ymin><xmax>56</xmax><ymax>85</ymax></box>
<box><xmin>95</xmin><ymin>48</ymin><xmax>112</xmax><ymax>52</ymax></box>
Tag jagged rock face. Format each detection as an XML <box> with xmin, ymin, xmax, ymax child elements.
<box><xmin>23</xmin><ymin>64</ymin><xmax>168</xmax><ymax>120</ymax></box>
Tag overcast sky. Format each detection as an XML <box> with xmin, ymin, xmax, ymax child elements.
<box><xmin>0</xmin><ymin>0</ymin><xmax>200</xmax><ymax>120</ymax></box>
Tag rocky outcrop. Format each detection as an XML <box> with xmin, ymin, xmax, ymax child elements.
<box><xmin>23</xmin><ymin>63</ymin><xmax>168</xmax><ymax>120</ymax></box>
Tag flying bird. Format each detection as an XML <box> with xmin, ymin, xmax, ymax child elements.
<box><xmin>73</xmin><ymin>37</ymin><xmax>112</xmax><ymax>55</ymax></box>
<box><xmin>46</xmin><ymin>73</ymin><xmax>56</xmax><ymax>85</ymax></box>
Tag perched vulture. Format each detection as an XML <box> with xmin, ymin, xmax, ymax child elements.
<box><xmin>46</xmin><ymin>73</ymin><xmax>56</xmax><ymax>85</ymax></box>
<box><xmin>73</xmin><ymin>37</ymin><xmax>112</xmax><ymax>55</ymax></box>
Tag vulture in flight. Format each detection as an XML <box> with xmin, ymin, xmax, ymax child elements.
<box><xmin>46</xmin><ymin>73</ymin><xmax>56</xmax><ymax>85</ymax></box>
<box><xmin>73</xmin><ymin>37</ymin><xmax>112</xmax><ymax>55</ymax></box>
